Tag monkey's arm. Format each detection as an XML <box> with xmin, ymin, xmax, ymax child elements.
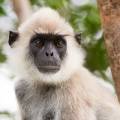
<box><xmin>80</xmin><ymin>68</ymin><xmax>120</xmax><ymax>120</ymax></box>
<box><xmin>94</xmin><ymin>78</ymin><xmax>120</xmax><ymax>120</ymax></box>
<box><xmin>15</xmin><ymin>80</ymin><xmax>29</xmax><ymax>120</ymax></box>
<box><xmin>96</xmin><ymin>102</ymin><xmax>120</xmax><ymax>120</ymax></box>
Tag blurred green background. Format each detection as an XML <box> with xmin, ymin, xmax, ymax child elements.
<box><xmin>0</xmin><ymin>0</ymin><xmax>112</xmax><ymax>119</ymax></box>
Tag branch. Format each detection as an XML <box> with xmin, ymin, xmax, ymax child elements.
<box><xmin>12</xmin><ymin>0</ymin><xmax>31</xmax><ymax>24</ymax></box>
<box><xmin>97</xmin><ymin>0</ymin><xmax>120</xmax><ymax>102</ymax></box>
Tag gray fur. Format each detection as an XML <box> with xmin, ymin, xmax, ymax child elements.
<box><xmin>15</xmin><ymin>79</ymin><xmax>97</xmax><ymax>120</ymax></box>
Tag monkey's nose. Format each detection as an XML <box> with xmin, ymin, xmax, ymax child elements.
<box><xmin>45</xmin><ymin>52</ymin><xmax>54</xmax><ymax>57</ymax></box>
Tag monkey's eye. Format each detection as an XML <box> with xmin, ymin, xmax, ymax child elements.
<box><xmin>34</xmin><ymin>39</ymin><xmax>44</xmax><ymax>48</ymax></box>
<box><xmin>54</xmin><ymin>39</ymin><xmax>64</xmax><ymax>48</ymax></box>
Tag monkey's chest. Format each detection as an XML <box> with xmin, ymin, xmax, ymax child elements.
<box><xmin>21</xmin><ymin>86</ymin><xmax>63</xmax><ymax>120</ymax></box>
<box><xmin>31</xmin><ymin>101</ymin><xmax>59</xmax><ymax>120</ymax></box>
<box><xmin>21</xmin><ymin>88</ymin><xmax>78</xmax><ymax>120</ymax></box>
<box><xmin>17</xmin><ymin>84</ymin><xmax>95</xmax><ymax>120</ymax></box>
<box><xmin>30</xmin><ymin>94</ymin><xmax>59</xmax><ymax>120</ymax></box>
<box><xmin>22</xmin><ymin>92</ymin><xmax>95</xmax><ymax>120</ymax></box>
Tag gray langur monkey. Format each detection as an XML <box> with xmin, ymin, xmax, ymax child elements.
<box><xmin>8</xmin><ymin>7</ymin><xmax>120</xmax><ymax>120</ymax></box>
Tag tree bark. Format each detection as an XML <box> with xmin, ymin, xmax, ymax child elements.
<box><xmin>97</xmin><ymin>0</ymin><xmax>120</xmax><ymax>102</ymax></box>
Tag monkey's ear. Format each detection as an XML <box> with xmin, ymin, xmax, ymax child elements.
<box><xmin>75</xmin><ymin>33</ymin><xmax>81</xmax><ymax>44</ymax></box>
<box><xmin>8</xmin><ymin>31</ymin><xmax>19</xmax><ymax>47</ymax></box>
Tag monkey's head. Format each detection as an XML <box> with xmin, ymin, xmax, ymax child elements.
<box><xmin>8</xmin><ymin>7</ymin><xmax>84</xmax><ymax>84</ymax></box>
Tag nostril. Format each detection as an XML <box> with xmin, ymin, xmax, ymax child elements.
<box><xmin>45</xmin><ymin>52</ymin><xmax>53</xmax><ymax>57</ymax></box>
<box><xmin>45</xmin><ymin>52</ymin><xmax>49</xmax><ymax>56</ymax></box>
<box><xmin>51</xmin><ymin>52</ymin><xmax>53</xmax><ymax>56</ymax></box>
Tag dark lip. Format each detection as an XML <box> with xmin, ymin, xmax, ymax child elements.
<box><xmin>39</xmin><ymin>66</ymin><xmax>60</xmax><ymax>69</ymax></box>
<box><xmin>38</xmin><ymin>65</ymin><xmax>60</xmax><ymax>73</ymax></box>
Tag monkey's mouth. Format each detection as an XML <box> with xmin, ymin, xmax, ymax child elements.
<box><xmin>38</xmin><ymin>65</ymin><xmax>60</xmax><ymax>73</ymax></box>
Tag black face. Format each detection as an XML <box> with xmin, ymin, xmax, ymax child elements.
<box><xmin>29</xmin><ymin>33</ymin><xmax>67</xmax><ymax>73</ymax></box>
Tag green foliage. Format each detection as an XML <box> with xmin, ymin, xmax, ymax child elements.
<box><xmin>0</xmin><ymin>111</ymin><xmax>15</xmax><ymax>120</ymax></box>
<box><xmin>0</xmin><ymin>0</ymin><xmax>4</xmax><ymax>4</ymax></box>
<box><xmin>30</xmin><ymin>0</ymin><xmax>38</xmax><ymax>5</ymax></box>
<box><xmin>0</xmin><ymin>48</ymin><xmax>6</xmax><ymax>63</ymax></box>
<box><xmin>0</xmin><ymin>0</ymin><xmax>6</xmax><ymax>63</ymax></box>
<box><xmin>84</xmin><ymin>38</ymin><xmax>108</xmax><ymax>71</ymax></box>
<box><xmin>0</xmin><ymin>0</ymin><xmax>6</xmax><ymax>16</ymax></box>
<box><xmin>0</xmin><ymin>6</ymin><xmax>6</xmax><ymax>15</ymax></box>
<box><xmin>43</xmin><ymin>0</ymin><xmax>70</xmax><ymax>9</ymax></box>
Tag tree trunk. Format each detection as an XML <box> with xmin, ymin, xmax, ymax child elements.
<box><xmin>97</xmin><ymin>0</ymin><xmax>120</xmax><ymax>102</ymax></box>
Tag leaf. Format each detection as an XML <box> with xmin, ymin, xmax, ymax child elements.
<box><xmin>30</xmin><ymin>0</ymin><xmax>39</xmax><ymax>5</ymax></box>
<box><xmin>44</xmin><ymin>0</ymin><xmax>69</xmax><ymax>9</ymax></box>
<box><xmin>0</xmin><ymin>6</ymin><xmax>6</xmax><ymax>16</ymax></box>
<box><xmin>0</xmin><ymin>50</ymin><xmax>6</xmax><ymax>63</ymax></box>
<box><xmin>0</xmin><ymin>0</ymin><xmax>4</xmax><ymax>4</ymax></box>
<box><xmin>84</xmin><ymin>38</ymin><xmax>109</xmax><ymax>71</ymax></box>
